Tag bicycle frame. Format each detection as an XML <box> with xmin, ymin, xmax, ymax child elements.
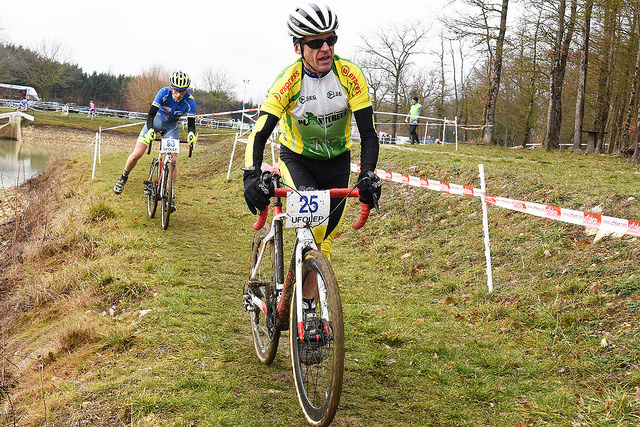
<box><xmin>158</xmin><ymin>152</ymin><xmax>175</xmax><ymax>195</ymax></box>
<box><xmin>145</xmin><ymin>137</ymin><xmax>192</xmax><ymax>228</ymax></box>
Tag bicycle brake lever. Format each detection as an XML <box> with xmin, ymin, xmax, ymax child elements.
<box><xmin>371</xmin><ymin>192</ymin><xmax>380</xmax><ymax>214</ymax></box>
<box><xmin>362</xmin><ymin>176</ymin><xmax>380</xmax><ymax>214</ymax></box>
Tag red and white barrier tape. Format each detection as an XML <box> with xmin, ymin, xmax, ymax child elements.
<box><xmin>351</xmin><ymin>163</ymin><xmax>640</xmax><ymax>238</ymax></box>
<box><xmin>486</xmin><ymin>196</ymin><xmax>640</xmax><ymax>237</ymax></box>
<box><xmin>351</xmin><ymin>163</ymin><xmax>483</xmax><ymax>198</ymax></box>
<box><xmin>102</xmin><ymin>121</ymin><xmax>145</xmax><ymax>131</ymax></box>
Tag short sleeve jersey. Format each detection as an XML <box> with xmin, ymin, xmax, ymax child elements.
<box><xmin>259</xmin><ymin>55</ymin><xmax>372</xmax><ymax>160</ymax></box>
<box><xmin>152</xmin><ymin>87</ymin><xmax>197</xmax><ymax>123</ymax></box>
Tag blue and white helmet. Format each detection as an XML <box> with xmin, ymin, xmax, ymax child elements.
<box><xmin>287</xmin><ymin>3</ymin><xmax>338</xmax><ymax>39</ymax></box>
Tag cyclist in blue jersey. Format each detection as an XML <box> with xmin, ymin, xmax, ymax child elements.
<box><xmin>114</xmin><ymin>71</ymin><xmax>197</xmax><ymax>207</ymax></box>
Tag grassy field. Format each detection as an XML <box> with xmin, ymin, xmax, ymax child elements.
<box><xmin>1</xmin><ymin>117</ymin><xmax>640</xmax><ymax>425</ymax></box>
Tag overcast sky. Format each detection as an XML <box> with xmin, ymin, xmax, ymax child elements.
<box><xmin>0</xmin><ymin>0</ymin><xmax>452</xmax><ymax>104</ymax></box>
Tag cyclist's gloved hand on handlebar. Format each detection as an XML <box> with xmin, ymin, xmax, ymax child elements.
<box><xmin>143</xmin><ymin>128</ymin><xmax>156</xmax><ymax>144</ymax></box>
<box><xmin>243</xmin><ymin>169</ymin><xmax>274</xmax><ymax>215</ymax></box>
<box><xmin>357</xmin><ymin>170</ymin><xmax>382</xmax><ymax>207</ymax></box>
<box><xmin>187</xmin><ymin>131</ymin><xmax>197</xmax><ymax>146</ymax></box>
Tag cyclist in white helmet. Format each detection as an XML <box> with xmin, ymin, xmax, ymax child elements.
<box><xmin>114</xmin><ymin>70</ymin><xmax>197</xmax><ymax>207</ymax></box>
<box><xmin>243</xmin><ymin>3</ymin><xmax>382</xmax><ymax>298</ymax></box>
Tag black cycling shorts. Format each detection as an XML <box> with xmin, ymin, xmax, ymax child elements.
<box><xmin>278</xmin><ymin>146</ymin><xmax>351</xmax><ymax>247</ymax></box>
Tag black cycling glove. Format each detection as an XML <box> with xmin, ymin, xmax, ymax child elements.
<box><xmin>357</xmin><ymin>170</ymin><xmax>381</xmax><ymax>207</ymax></box>
<box><xmin>243</xmin><ymin>169</ymin><xmax>274</xmax><ymax>214</ymax></box>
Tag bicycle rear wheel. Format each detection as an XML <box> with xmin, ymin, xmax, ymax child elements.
<box><xmin>290</xmin><ymin>249</ymin><xmax>344</xmax><ymax>427</ymax></box>
<box><xmin>146</xmin><ymin>158</ymin><xmax>159</xmax><ymax>218</ymax></box>
<box><xmin>249</xmin><ymin>223</ymin><xmax>281</xmax><ymax>364</ymax></box>
<box><xmin>161</xmin><ymin>162</ymin><xmax>173</xmax><ymax>230</ymax></box>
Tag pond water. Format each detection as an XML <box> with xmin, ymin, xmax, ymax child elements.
<box><xmin>0</xmin><ymin>139</ymin><xmax>51</xmax><ymax>188</ymax></box>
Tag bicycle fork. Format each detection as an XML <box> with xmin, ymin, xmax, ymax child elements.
<box><xmin>292</xmin><ymin>227</ymin><xmax>322</xmax><ymax>341</ymax></box>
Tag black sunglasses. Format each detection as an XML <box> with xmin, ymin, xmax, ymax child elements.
<box><xmin>301</xmin><ymin>35</ymin><xmax>338</xmax><ymax>49</ymax></box>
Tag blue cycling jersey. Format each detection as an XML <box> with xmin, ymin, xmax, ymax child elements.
<box><xmin>152</xmin><ymin>86</ymin><xmax>196</xmax><ymax>123</ymax></box>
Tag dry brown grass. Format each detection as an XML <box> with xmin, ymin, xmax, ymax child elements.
<box><xmin>0</xmin><ymin>154</ymin><xmax>115</xmax><ymax>424</ymax></box>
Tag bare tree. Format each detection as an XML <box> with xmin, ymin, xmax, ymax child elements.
<box><xmin>634</xmin><ymin>101</ymin><xmax>640</xmax><ymax>162</ymax></box>
<box><xmin>447</xmin><ymin>0</ymin><xmax>510</xmax><ymax>144</ymax></box>
<box><xmin>572</xmin><ymin>0</ymin><xmax>594</xmax><ymax>153</ymax></box>
<box><xmin>359</xmin><ymin>22</ymin><xmax>428</xmax><ymax>139</ymax></box>
<box><xmin>23</xmin><ymin>41</ymin><xmax>72</xmax><ymax>101</ymax></box>
<box><xmin>591</xmin><ymin>0</ymin><xmax>620</xmax><ymax>153</ymax></box>
<box><xmin>201</xmin><ymin>66</ymin><xmax>235</xmax><ymax>114</ymax></box>
<box><xmin>543</xmin><ymin>0</ymin><xmax>578</xmax><ymax>150</ymax></box>
<box><xmin>354</xmin><ymin>53</ymin><xmax>393</xmax><ymax>126</ymax></box>
<box><xmin>615</xmin><ymin>4</ymin><xmax>640</xmax><ymax>156</ymax></box>
<box><xmin>485</xmin><ymin>0</ymin><xmax>510</xmax><ymax>143</ymax></box>
<box><xmin>515</xmin><ymin>6</ymin><xmax>545</xmax><ymax>148</ymax></box>
<box><xmin>123</xmin><ymin>65</ymin><xmax>168</xmax><ymax>112</ymax></box>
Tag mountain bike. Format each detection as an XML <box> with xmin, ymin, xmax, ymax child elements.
<box><xmin>144</xmin><ymin>136</ymin><xmax>192</xmax><ymax>230</ymax></box>
<box><xmin>243</xmin><ymin>164</ymin><xmax>378</xmax><ymax>426</ymax></box>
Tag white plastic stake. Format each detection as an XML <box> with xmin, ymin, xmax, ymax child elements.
<box><xmin>98</xmin><ymin>126</ymin><xmax>102</xmax><ymax>163</ymax></box>
<box><xmin>455</xmin><ymin>116</ymin><xmax>458</xmax><ymax>151</ymax></box>
<box><xmin>270</xmin><ymin>137</ymin><xmax>276</xmax><ymax>165</ymax></box>
<box><xmin>479</xmin><ymin>164</ymin><xmax>494</xmax><ymax>292</ymax></box>
<box><xmin>442</xmin><ymin>117</ymin><xmax>446</xmax><ymax>144</ymax></box>
<box><xmin>91</xmin><ymin>132</ymin><xmax>98</xmax><ymax>179</ymax></box>
<box><xmin>226</xmin><ymin>132</ymin><xmax>239</xmax><ymax>180</ymax></box>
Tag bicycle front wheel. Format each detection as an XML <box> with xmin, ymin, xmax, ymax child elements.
<box><xmin>249</xmin><ymin>223</ymin><xmax>281</xmax><ymax>364</ymax></box>
<box><xmin>290</xmin><ymin>249</ymin><xmax>344</xmax><ymax>427</ymax></box>
<box><xmin>160</xmin><ymin>163</ymin><xmax>173</xmax><ymax>230</ymax></box>
<box><xmin>146</xmin><ymin>158</ymin><xmax>159</xmax><ymax>218</ymax></box>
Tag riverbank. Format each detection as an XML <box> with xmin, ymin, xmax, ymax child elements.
<box><xmin>0</xmin><ymin>126</ymin><xmax>133</xmax><ymax>226</ymax></box>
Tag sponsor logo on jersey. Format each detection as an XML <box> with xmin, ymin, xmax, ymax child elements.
<box><xmin>327</xmin><ymin>90</ymin><xmax>343</xmax><ymax>99</ymax></box>
<box><xmin>279</xmin><ymin>70</ymin><xmax>301</xmax><ymax>95</ymax></box>
<box><xmin>340</xmin><ymin>65</ymin><xmax>362</xmax><ymax>96</ymax></box>
<box><xmin>299</xmin><ymin>95</ymin><xmax>317</xmax><ymax>104</ymax></box>
<box><xmin>299</xmin><ymin>110</ymin><xmax>348</xmax><ymax>127</ymax></box>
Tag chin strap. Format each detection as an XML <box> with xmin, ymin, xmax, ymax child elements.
<box><xmin>300</xmin><ymin>48</ymin><xmax>324</xmax><ymax>76</ymax></box>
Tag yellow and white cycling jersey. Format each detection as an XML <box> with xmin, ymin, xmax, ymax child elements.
<box><xmin>257</xmin><ymin>55</ymin><xmax>372</xmax><ymax>160</ymax></box>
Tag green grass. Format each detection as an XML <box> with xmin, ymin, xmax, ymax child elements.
<box><xmin>2</xmin><ymin>126</ymin><xmax>640</xmax><ymax>425</ymax></box>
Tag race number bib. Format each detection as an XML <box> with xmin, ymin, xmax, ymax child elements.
<box><xmin>286</xmin><ymin>190</ymin><xmax>330</xmax><ymax>228</ymax></box>
<box><xmin>160</xmin><ymin>138</ymin><xmax>180</xmax><ymax>153</ymax></box>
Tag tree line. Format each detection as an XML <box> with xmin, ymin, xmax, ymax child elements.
<box><xmin>4</xmin><ymin>0</ymin><xmax>640</xmax><ymax>164</ymax></box>
<box><xmin>0</xmin><ymin>42</ymin><xmax>244</xmax><ymax>116</ymax></box>
<box><xmin>358</xmin><ymin>0</ymin><xmax>640</xmax><ymax>163</ymax></box>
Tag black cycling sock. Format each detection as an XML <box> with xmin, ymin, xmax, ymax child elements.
<box><xmin>121</xmin><ymin>170</ymin><xmax>129</xmax><ymax>182</ymax></box>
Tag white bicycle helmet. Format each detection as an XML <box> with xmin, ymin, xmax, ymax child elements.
<box><xmin>287</xmin><ymin>3</ymin><xmax>338</xmax><ymax>39</ymax></box>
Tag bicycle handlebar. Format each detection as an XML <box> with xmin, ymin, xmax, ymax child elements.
<box><xmin>252</xmin><ymin>188</ymin><xmax>370</xmax><ymax>231</ymax></box>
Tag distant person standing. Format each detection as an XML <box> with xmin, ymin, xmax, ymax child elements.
<box><xmin>18</xmin><ymin>98</ymin><xmax>28</xmax><ymax>112</ymax></box>
<box><xmin>113</xmin><ymin>71</ymin><xmax>197</xmax><ymax>206</ymax></box>
<box><xmin>88</xmin><ymin>100</ymin><xmax>96</xmax><ymax>119</ymax></box>
<box><xmin>405</xmin><ymin>96</ymin><xmax>422</xmax><ymax>144</ymax></box>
